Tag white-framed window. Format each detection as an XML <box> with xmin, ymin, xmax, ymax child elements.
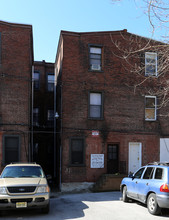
<box><xmin>89</xmin><ymin>92</ymin><xmax>103</xmax><ymax>118</ymax></box>
<box><xmin>145</xmin><ymin>52</ymin><xmax>157</xmax><ymax>76</ymax></box>
<box><xmin>145</xmin><ymin>96</ymin><xmax>157</xmax><ymax>121</ymax></box>
<box><xmin>89</xmin><ymin>46</ymin><xmax>102</xmax><ymax>71</ymax></box>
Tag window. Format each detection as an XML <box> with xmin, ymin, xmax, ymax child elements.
<box><xmin>145</xmin><ymin>96</ymin><xmax>157</xmax><ymax>121</ymax></box>
<box><xmin>143</xmin><ymin>167</ymin><xmax>154</xmax><ymax>179</ymax></box>
<box><xmin>33</xmin><ymin>71</ymin><xmax>40</xmax><ymax>90</ymax></box>
<box><xmin>47</xmin><ymin>109</ymin><xmax>54</xmax><ymax>121</ymax></box>
<box><xmin>155</xmin><ymin>168</ymin><xmax>163</xmax><ymax>179</ymax></box>
<box><xmin>3</xmin><ymin>136</ymin><xmax>20</xmax><ymax>164</ymax></box>
<box><xmin>89</xmin><ymin>46</ymin><xmax>102</xmax><ymax>71</ymax></box>
<box><xmin>47</xmin><ymin>109</ymin><xmax>54</xmax><ymax>127</ymax></box>
<box><xmin>145</xmin><ymin>52</ymin><xmax>157</xmax><ymax>76</ymax></box>
<box><xmin>70</xmin><ymin>138</ymin><xmax>84</xmax><ymax>165</ymax></box>
<box><xmin>33</xmin><ymin>108</ymin><xmax>39</xmax><ymax>126</ymax></box>
<box><xmin>47</xmin><ymin>73</ymin><xmax>54</xmax><ymax>92</ymax></box>
<box><xmin>89</xmin><ymin>92</ymin><xmax>103</xmax><ymax>119</ymax></box>
<box><xmin>134</xmin><ymin>168</ymin><xmax>145</xmax><ymax>179</ymax></box>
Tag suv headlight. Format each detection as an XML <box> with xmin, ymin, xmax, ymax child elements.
<box><xmin>0</xmin><ymin>187</ymin><xmax>7</xmax><ymax>195</ymax></box>
<box><xmin>37</xmin><ymin>186</ymin><xmax>50</xmax><ymax>193</ymax></box>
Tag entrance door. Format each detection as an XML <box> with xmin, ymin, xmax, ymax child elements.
<box><xmin>107</xmin><ymin>144</ymin><xmax>119</xmax><ymax>174</ymax></box>
<box><xmin>129</xmin><ymin>142</ymin><xmax>142</xmax><ymax>174</ymax></box>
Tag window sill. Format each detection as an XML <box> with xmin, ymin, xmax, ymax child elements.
<box><xmin>69</xmin><ymin>164</ymin><xmax>86</xmax><ymax>167</ymax></box>
<box><xmin>88</xmin><ymin>69</ymin><xmax>103</xmax><ymax>73</ymax></box>
<box><xmin>88</xmin><ymin>117</ymin><xmax>104</xmax><ymax>121</ymax></box>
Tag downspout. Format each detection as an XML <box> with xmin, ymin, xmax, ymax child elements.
<box><xmin>31</xmin><ymin>65</ymin><xmax>34</xmax><ymax>162</ymax></box>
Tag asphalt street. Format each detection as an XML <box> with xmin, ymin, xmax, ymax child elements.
<box><xmin>2</xmin><ymin>191</ymin><xmax>169</xmax><ymax>220</ymax></box>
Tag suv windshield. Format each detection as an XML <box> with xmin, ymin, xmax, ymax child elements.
<box><xmin>1</xmin><ymin>166</ymin><xmax>45</xmax><ymax>178</ymax></box>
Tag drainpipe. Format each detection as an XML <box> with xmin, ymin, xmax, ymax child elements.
<box><xmin>31</xmin><ymin>65</ymin><xmax>34</xmax><ymax>162</ymax></box>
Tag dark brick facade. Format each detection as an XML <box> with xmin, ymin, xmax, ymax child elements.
<box><xmin>0</xmin><ymin>21</ymin><xmax>33</xmax><ymax>170</ymax></box>
<box><xmin>33</xmin><ymin>61</ymin><xmax>55</xmax><ymax>179</ymax></box>
<box><xmin>55</xmin><ymin>30</ymin><xmax>169</xmax><ymax>184</ymax></box>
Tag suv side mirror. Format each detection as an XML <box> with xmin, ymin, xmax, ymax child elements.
<box><xmin>128</xmin><ymin>173</ymin><xmax>134</xmax><ymax>178</ymax></box>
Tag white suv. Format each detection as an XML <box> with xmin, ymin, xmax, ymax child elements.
<box><xmin>0</xmin><ymin>163</ymin><xmax>50</xmax><ymax>214</ymax></box>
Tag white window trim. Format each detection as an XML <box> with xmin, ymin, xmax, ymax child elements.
<box><xmin>145</xmin><ymin>52</ymin><xmax>158</xmax><ymax>76</ymax></box>
<box><xmin>145</xmin><ymin>95</ymin><xmax>157</xmax><ymax>121</ymax></box>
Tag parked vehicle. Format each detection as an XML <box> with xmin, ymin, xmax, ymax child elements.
<box><xmin>120</xmin><ymin>162</ymin><xmax>169</xmax><ymax>215</ymax></box>
<box><xmin>0</xmin><ymin>163</ymin><xmax>50</xmax><ymax>214</ymax></box>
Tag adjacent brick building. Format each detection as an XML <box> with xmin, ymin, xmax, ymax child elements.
<box><xmin>33</xmin><ymin>60</ymin><xmax>55</xmax><ymax>180</ymax></box>
<box><xmin>0</xmin><ymin>20</ymin><xmax>33</xmax><ymax>170</ymax></box>
<box><xmin>55</xmin><ymin>30</ymin><xmax>169</xmax><ymax>188</ymax></box>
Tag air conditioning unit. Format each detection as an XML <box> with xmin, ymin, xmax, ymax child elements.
<box><xmin>91</xmin><ymin>64</ymin><xmax>101</xmax><ymax>71</ymax></box>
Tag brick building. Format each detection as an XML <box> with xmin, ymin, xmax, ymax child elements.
<box><xmin>0</xmin><ymin>20</ymin><xmax>33</xmax><ymax>170</ymax></box>
<box><xmin>55</xmin><ymin>30</ymin><xmax>169</xmax><ymax>188</ymax></box>
<box><xmin>33</xmin><ymin>60</ymin><xmax>56</xmax><ymax>181</ymax></box>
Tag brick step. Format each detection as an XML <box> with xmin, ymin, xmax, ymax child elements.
<box><xmin>92</xmin><ymin>174</ymin><xmax>126</xmax><ymax>192</ymax></box>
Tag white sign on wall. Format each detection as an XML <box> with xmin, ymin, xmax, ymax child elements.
<box><xmin>91</xmin><ymin>154</ymin><xmax>104</xmax><ymax>168</ymax></box>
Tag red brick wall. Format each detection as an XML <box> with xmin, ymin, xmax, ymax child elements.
<box><xmin>0</xmin><ymin>21</ymin><xmax>33</xmax><ymax>170</ymax></box>
<box><xmin>56</xmin><ymin>30</ymin><xmax>169</xmax><ymax>183</ymax></box>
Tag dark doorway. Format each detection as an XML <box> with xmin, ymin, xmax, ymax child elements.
<box><xmin>107</xmin><ymin>144</ymin><xmax>119</xmax><ymax>174</ymax></box>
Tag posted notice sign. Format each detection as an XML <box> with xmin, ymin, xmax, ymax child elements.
<box><xmin>91</xmin><ymin>154</ymin><xmax>104</xmax><ymax>168</ymax></box>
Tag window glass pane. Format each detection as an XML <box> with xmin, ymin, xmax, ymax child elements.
<box><xmin>145</xmin><ymin>52</ymin><xmax>157</xmax><ymax>75</ymax></box>
<box><xmin>90</xmin><ymin>47</ymin><xmax>101</xmax><ymax>54</ymax></box>
<box><xmin>145</xmin><ymin>109</ymin><xmax>155</xmax><ymax>120</ymax></box>
<box><xmin>71</xmin><ymin>139</ymin><xmax>84</xmax><ymax>165</ymax></box>
<box><xmin>90</xmin><ymin>93</ymin><xmax>101</xmax><ymax>105</ymax></box>
<box><xmin>146</xmin><ymin>98</ymin><xmax>155</xmax><ymax>108</ymax></box>
<box><xmin>146</xmin><ymin>53</ymin><xmax>157</xmax><ymax>60</ymax></box>
<box><xmin>143</xmin><ymin>167</ymin><xmax>154</xmax><ymax>179</ymax></box>
<box><xmin>90</xmin><ymin>54</ymin><xmax>101</xmax><ymax>59</ymax></box>
<box><xmin>90</xmin><ymin>105</ymin><xmax>101</xmax><ymax>118</ymax></box>
<box><xmin>146</xmin><ymin>65</ymin><xmax>156</xmax><ymax>75</ymax></box>
<box><xmin>90</xmin><ymin>59</ymin><xmax>101</xmax><ymax>65</ymax></box>
<box><xmin>134</xmin><ymin>168</ymin><xmax>145</xmax><ymax>179</ymax></box>
<box><xmin>48</xmin><ymin>75</ymin><xmax>54</xmax><ymax>82</ymax></box>
<box><xmin>34</xmin><ymin>72</ymin><xmax>39</xmax><ymax>80</ymax></box>
<box><xmin>48</xmin><ymin>110</ymin><xmax>54</xmax><ymax>121</ymax></box>
<box><xmin>155</xmin><ymin>168</ymin><xmax>163</xmax><ymax>179</ymax></box>
<box><xmin>33</xmin><ymin>108</ymin><xmax>39</xmax><ymax>125</ymax></box>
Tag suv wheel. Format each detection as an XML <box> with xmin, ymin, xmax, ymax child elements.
<box><xmin>122</xmin><ymin>186</ymin><xmax>129</xmax><ymax>202</ymax></box>
<box><xmin>147</xmin><ymin>193</ymin><xmax>161</xmax><ymax>215</ymax></box>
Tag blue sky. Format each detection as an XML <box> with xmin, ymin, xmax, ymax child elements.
<box><xmin>0</xmin><ymin>0</ymin><xmax>164</xmax><ymax>62</ymax></box>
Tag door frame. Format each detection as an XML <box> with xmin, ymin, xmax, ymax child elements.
<box><xmin>128</xmin><ymin>142</ymin><xmax>142</xmax><ymax>174</ymax></box>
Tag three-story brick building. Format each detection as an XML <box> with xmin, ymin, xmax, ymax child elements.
<box><xmin>0</xmin><ymin>20</ymin><xmax>33</xmax><ymax>170</ymax></box>
<box><xmin>55</xmin><ymin>30</ymin><xmax>169</xmax><ymax>189</ymax></box>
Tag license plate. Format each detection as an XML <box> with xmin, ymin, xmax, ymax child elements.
<box><xmin>16</xmin><ymin>202</ymin><xmax>27</xmax><ymax>208</ymax></box>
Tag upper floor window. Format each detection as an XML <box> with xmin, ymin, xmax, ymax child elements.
<box><xmin>47</xmin><ymin>73</ymin><xmax>54</xmax><ymax>92</ymax></box>
<box><xmin>33</xmin><ymin>71</ymin><xmax>40</xmax><ymax>90</ymax></box>
<box><xmin>89</xmin><ymin>46</ymin><xmax>102</xmax><ymax>71</ymax></box>
<box><xmin>89</xmin><ymin>92</ymin><xmax>103</xmax><ymax>119</ymax></box>
<box><xmin>145</xmin><ymin>52</ymin><xmax>157</xmax><ymax>76</ymax></box>
<box><xmin>33</xmin><ymin>108</ymin><xmax>39</xmax><ymax>126</ymax></box>
<box><xmin>145</xmin><ymin>96</ymin><xmax>157</xmax><ymax>121</ymax></box>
